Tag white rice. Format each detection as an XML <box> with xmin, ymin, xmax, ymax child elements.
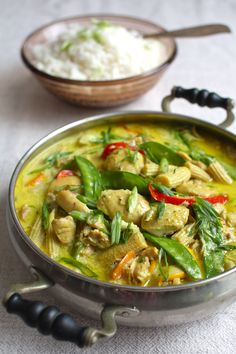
<box><xmin>33</xmin><ymin>20</ymin><xmax>167</xmax><ymax>81</ymax></box>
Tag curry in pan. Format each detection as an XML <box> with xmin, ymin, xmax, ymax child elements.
<box><xmin>15</xmin><ymin>123</ymin><xmax>236</xmax><ymax>286</ymax></box>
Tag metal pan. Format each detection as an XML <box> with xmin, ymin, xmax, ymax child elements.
<box><xmin>3</xmin><ymin>87</ymin><xmax>236</xmax><ymax>348</ymax></box>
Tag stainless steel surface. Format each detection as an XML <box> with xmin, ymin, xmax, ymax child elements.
<box><xmin>83</xmin><ymin>305</ymin><xmax>139</xmax><ymax>346</ymax></box>
<box><xmin>5</xmin><ymin>110</ymin><xmax>236</xmax><ymax>328</ymax></box>
<box><xmin>161</xmin><ymin>92</ymin><xmax>235</xmax><ymax>128</ymax></box>
<box><xmin>144</xmin><ymin>24</ymin><xmax>231</xmax><ymax>39</ymax></box>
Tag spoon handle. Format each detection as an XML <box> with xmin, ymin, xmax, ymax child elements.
<box><xmin>144</xmin><ymin>24</ymin><xmax>231</xmax><ymax>39</ymax></box>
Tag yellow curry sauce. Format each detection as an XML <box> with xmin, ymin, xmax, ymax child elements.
<box><xmin>15</xmin><ymin>123</ymin><xmax>236</xmax><ymax>286</ymax></box>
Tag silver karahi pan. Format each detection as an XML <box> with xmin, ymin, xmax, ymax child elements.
<box><xmin>3</xmin><ymin>87</ymin><xmax>236</xmax><ymax>348</ymax></box>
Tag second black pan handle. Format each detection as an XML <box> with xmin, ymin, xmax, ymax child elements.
<box><xmin>161</xmin><ymin>86</ymin><xmax>234</xmax><ymax>128</ymax></box>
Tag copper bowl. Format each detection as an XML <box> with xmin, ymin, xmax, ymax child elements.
<box><xmin>21</xmin><ymin>15</ymin><xmax>177</xmax><ymax>107</ymax></box>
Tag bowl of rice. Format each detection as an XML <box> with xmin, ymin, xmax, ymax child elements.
<box><xmin>21</xmin><ymin>15</ymin><xmax>177</xmax><ymax>107</ymax></box>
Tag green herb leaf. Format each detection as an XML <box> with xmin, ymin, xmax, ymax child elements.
<box><xmin>29</xmin><ymin>151</ymin><xmax>72</xmax><ymax>174</ymax></box>
<box><xmin>61</xmin><ymin>40</ymin><xmax>72</xmax><ymax>52</ymax></box>
<box><xmin>93</xmin><ymin>19</ymin><xmax>111</xmax><ymax>29</ymax></box>
<box><xmin>152</xmin><ymin>182</ymin><xmax>174</xmax><ymax>196</ymax></box>
<box><xmin>60</xmin><ymin>257</ymin><xmax>97</xmax><ymax>278</ymax></box>
<box><xmin>93</xmin><ymin>127</ymin><xmax>124</xmax><ymax>146</ymax></box>
<box><xmin>219</xmin><ymin>244</ymin><xmax>236</xmax><ymax>251</ymax></box>
<box><xmin>192</xmin><ymin>198</ymin><xmax>224</xmax><ymax>278</ymax></box>
<box><xmin>159</xmin><ymin>157</ymin><xmax>169</xmax><ymax>173</ymax></box>
<box><xmin>93</xmin><ymin>31</ymin><xmax>105</xmax><ymax>44</ymax></box>
<box><xmin>158</xmin><ymin>248</ymin><xmax>169</xmax><ymax>281</ymax></box>
<box><xmin>128</xmin><ymin>186</ymin><xmax>138</xmax><ymax>213</ymax></box>
<box><xmin>76</xmin><ymin>194</ymin><xmax>97</xmax><ymax>208</ymax></box>
<box><xmin>111</xmin><ymin>211</ymin><xmax>122</xmax><ymax>245</ymax></box>
<box><xmin>120</xmin><ymin>223</ymin><xmax>133</xmax><ymax>244</ymax></box>
<box><xmin>69</xmin><ymin>210</ymin><xmax>88</xmax><ymax>222</ymax></box>
<box><xmin>42</xmin><ymin>202</ymin><xmax>49</xmax><ymax>230</ymax></box>
<box><xmin>156</xmin><ymin>201</ymin><xmax>165</xmax><ymax>220</ymax></box>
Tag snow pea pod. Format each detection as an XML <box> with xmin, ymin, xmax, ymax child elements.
<box><xmin>140</xmin><ymin>142</ymin><xmax>185</xmax><ymax>166</ymax></box>
<box><xmin>101</xmin><ymin>171</ymin><xmax>149</xmax><ymax>195</ymax></box>
<box><xmin>143</xmin><ymin>233</ymin><xmax>202</xmax><ymax>281</ymax></box>
<box><xmin>74</xmin><ymin>156</ymin><xmax>102</xmax><ymax>201</ymax></box>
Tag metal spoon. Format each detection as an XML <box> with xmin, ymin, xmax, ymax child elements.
<box><xmin>144</xmin><ymin>24</ymin><xmax>231</xmax><ymax>39</ymax></box>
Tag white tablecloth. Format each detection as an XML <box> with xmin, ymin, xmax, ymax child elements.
<box><xmin>1</xmin><ymin>0</ymin><xmax>236</xmax><ymax>353</ymax></box>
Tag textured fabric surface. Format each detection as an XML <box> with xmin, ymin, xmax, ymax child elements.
<box><xmin>1</xmin><ymin>0</ymin><xmax>236</xmax><ymax>353</ymax></box>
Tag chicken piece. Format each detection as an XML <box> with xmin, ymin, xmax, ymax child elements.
<box><xmin>104</xmin><ymin>148</ymin><xmax>144</xmax><ymax>174</ymax></box>
<box><xmin>48</xmin><ymin>176</ymin><xmax>81</xmax><ymax>193</ymax></box>
<box><xmin>141</xmin><ymin>246</ymin><xmax>158</xmax><ymax>260</ymax></box>
<box><xmin>80</xmin><ymin>225</ymin><xmax>111</xmax><ymax>249</ymax></box>
<box><xmin>97</xmin><ymin>189</ymin><xmax>149</xmax><ymax>225</ymax></box>
<box><xmin>156</xmin><ymin>166</ymin><xmax>191</xmax><ymax>188</ymax></box>
<box><xmin>124</xmin><ymin>255</ymin><xmax>151</xmax><ymax>284</ymax></box>
<box><xmin>56</xmin><ymin>190</ymin><xmax>90</xmax><ymax>213</ymax></box>
<box><xmin>141</xmin><ymin>203</ymin><xmax>189</xmax><ymax>237</ymax></box>
<box><xmin>176</xmin><ymin>179</ymin><xmax>215</xmax><ymax>198</ymax></box>
<box><xmin>52</xmin><ymin>216</ymin><xmax>76</xmax><ymax>244</ymax></box>
<box><xmin>171</xmin><ymin>223</ymin><xmax>196</xmax><ymax>246</ymax></box>
<box><xmin>98</xmin><ymin>224</ymin><xmax>147</xmax><ymax>265</ymax></box>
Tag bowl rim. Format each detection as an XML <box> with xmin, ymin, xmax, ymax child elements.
<box><xmin>21</xmin><ymin>13</ymin><xmax>177</xmax><ymax>86</ymax></box>
<box><xmin>9</xmin><ymin>110</ymin><xmax>236</xmax><ymax>293</ymax></box>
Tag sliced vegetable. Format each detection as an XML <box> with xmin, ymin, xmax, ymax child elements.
<box><xmin>29</xmin><ymin>215</ymin><xmax>45</xmax><ymax>247</ymax></box>
<box><xmin>143</xmin><ymin>233</ymin><xmax>202</xmax><ymax>280</ymax></box>
<box><xmin>60</xmin><ymin>257</ymin><xmax>97</xmax><ymax>278</ymax></box>
<box><xmin>101</xmin><ymin>142</ymin><xmax>129</xmax><ymax>159</ymax></box>
<box><xmin>76</xmin><ymin>194</ymin><xmax>97</xmax><ymax>208</ymax></box>
<box><xmin>69</xmin><ymin>210</ymin><xmax>88</xmax><ymax>222</ymax></box>
<box><xmin>221</xmin><ymin>161</ymin><xmax>236</xmax><ymax>180</ymax></box>
<box><xmin>149</xmin><ymin>183</ymin><xmax>194</xmax><ymax>205</ymax></box>
<box><xmin>158</xmin><ymin>248</ymin><xmax>169</xmax><ymax>281</ymax></box>
<box><xmin>111</xmin><ymin>211</ymin><xmax>122</xmax><ymax>245</ymax></box>
<box><xmin>75</xmin><ymin>156</ymin><xmax>102</xmax><ymax>201</ymax></box>
<box><xmin>159</xmin><ymin>157</ymin><xmax>169</xmax><ymax>173</ymax></box>
<box><xmin>93</xmin><ymin>127</ymin><xmax>123</xmax><ymax>146</ymax></box>
<box><xmin>149</xmin><ymin>183</ymin><xmax>228</xmax><ymax>206</ymax></box>
<box><xmin>140</xmin><ymin>142</ymin><xmax>185</xmax><ymax>166</ymax></box>
<box><xmin>192</xmin><ymin>198</ymin><xmax>224</xmax><ymax>277</ymax></box>
<box><xmin>29</xmin><ymin>151</ymin><xmax>72</xmax><ymax>174</ymax></box>
<box><xmin>27</xmin><ymin>172</ymin><xmax>45</xmax><ymax>187</ymax></box>
<box><xmin>120</xmin><ymin>223</ymin><xmax>133</xmax><ymax>244</ymax></box>
<box><xmin>101</xmin><ymin>171</ymin><xmax>149</xmax><ymax>195</ymax></box>
<box><xmin>204</xmin><ymin>195</ymin><xmax>229</xmax><ymax>204</ymax></box>
<box><xmin>111</xmin><ymin>251</ymin><xmax>136</xmax><ymax>280</ymax></box>
<box><xmin>128</xmin><ymin>186</ymin><xmax>138</xmax><ymax>213</ymax></box>
<box><xmin>57</xmin><ymin>169</ymin><xmax>76</xmax><ymax>179</ymax></box>
<box><xmin>42</xmin><ymin>202</ymin><xmax>49</xmax><ymax>230</ymax></box>
<box><xmin>156</xmin><ymin>201</ymin><xmax>165</xmax><ymax>220</ymax></box>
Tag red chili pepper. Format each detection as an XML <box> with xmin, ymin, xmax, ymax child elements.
<box><xmin>204</xmin><ymin>195</ymin><xmax>229</xmax><ymax>204</ymax></box>
<box><xmin>148</xmin><ymin>184</ymin><xmax>228</xmax><ymax>206</ymax></box>
<box><xmin>138</xmin><ymin>149</ymin><xmax>145</xmax><ymax>156</ymax></box>
<box><xmin>148</xmin><ymin>184</ymin><xmax>195</xmax><ymax>205</ymax></box>
<box><xmin>101</xmin><ymin>141</ymin><xmax>147</xmax><ymax>159</ymax></box>
<box><xmin>57</xmin><ymin>170</ymin><xmax>76</xmax><ymax>179</ymax></box>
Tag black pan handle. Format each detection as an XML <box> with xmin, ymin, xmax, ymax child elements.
<box><xmin>161</xmin><ymin>86</ymin><xmax>234</xmax><ymax>128</ymax></box>
<box><xmin>3</xmin><ymin>267</ymin><xmax>139</xmax><ymax>348</ymax></box>
<box><xmin>5</xmin><ymin>293</ymin><xmax>88</xmax><ymax>347</ymax></box>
